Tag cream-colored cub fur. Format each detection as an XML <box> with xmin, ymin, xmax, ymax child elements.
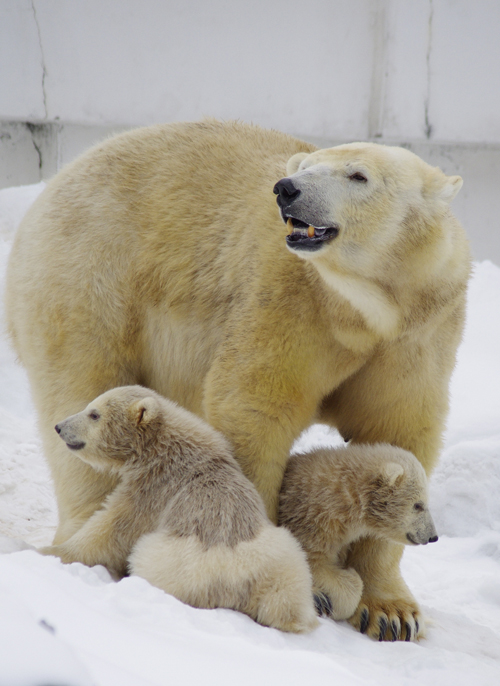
<box><xmin>6</xmin><ymin>120</ymin><xmax>469</xmax><ymax>640</ymax></box>
<box><xmin>42</xmin><ymin>385</ymin><xmax>317</xmax><ymax>633</ymax></box>
<box><xmin>130</xmin><ymin>527</ymin><xmax>314</xmax><ymax>634</ymax></box>
<box><xmin>279</xmin><ymin>444</ymin><xmax>437</xmax><ymax>640</ymax></box>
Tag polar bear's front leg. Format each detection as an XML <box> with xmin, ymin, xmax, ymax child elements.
<box><xmin>39</xmin><ymin>488</ymin><xmax>136</xmax><ymax>578</ymax></box>
<box><xmin>202</xmin><ymin>345</ymin><xmax>323</xmax><ymax>523</ymax></box>
<box><xmin>203</xmin><ymin>396</ymin><xmax>316</xmax><ymax>523</ymax></box>
<box><xmin>346</xmin><ymin>537</ymin><xmax>424</xmax><ymax>641</ymax></box>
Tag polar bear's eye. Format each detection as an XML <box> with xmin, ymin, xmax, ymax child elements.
<box><xmin>349</xmin><ymin>172</ymin><xmax>368</xmax><ymax>183</ymax></box>
<box><xmin>413</xmin><ymin>502</ymin><xmax>424</xmax><ymax>512</ymax></box>
<box><xmin>89</xmin><ymin>411</ymin><xmax>100</xmax><ymax>421</ymax></box>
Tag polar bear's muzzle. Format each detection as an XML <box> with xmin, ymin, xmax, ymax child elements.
<box><xmin>55</xmin><ymin>419</ymin><xmax>86</xmax><ymax>451</ymax></box>
<box><xmin>273</xmin><ymin>178</ymin><xmax>339</xmax><ymax>252</ymax></box>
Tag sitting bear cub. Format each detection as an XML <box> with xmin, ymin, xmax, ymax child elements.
<box><xmin>279</xmin><ymin>443</ymin><xmax>437</xmax><ymax>640</ymax></box>
<box><xmin>42</xmin><ymin>385</ymin><xmax>317</xmax><ymax>633</ymax></box>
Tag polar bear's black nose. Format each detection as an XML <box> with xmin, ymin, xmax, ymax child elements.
<box><xmin>429</xmin><ymin>535</ymin><xmax>439</xmax><ymax>543</ymax></box>
<box><xmin>273</xmin><ymin>178</ymin><xmax>301</xmax><ymax>206</ymax></box>
<box><xmin>55</xmin><ymin>424</ymin><xmax>61</xmax><ymax>434</ymax></box>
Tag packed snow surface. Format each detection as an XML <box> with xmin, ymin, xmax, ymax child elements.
<box><xmin>0</xmin><ymin>183</ymin><xmax>499</xmax><ymax>686</ymax></box>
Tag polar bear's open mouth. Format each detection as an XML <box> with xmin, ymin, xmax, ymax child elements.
<box><xmin>284</xmin><ymin>217</ymin><xmax>339</xmax><ymax>252</ymax></box>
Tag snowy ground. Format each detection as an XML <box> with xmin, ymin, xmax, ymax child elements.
<box><xmin>0</xmin><ymin>183</ymin><xmax>499</xmax><ymax>686</ymax></box>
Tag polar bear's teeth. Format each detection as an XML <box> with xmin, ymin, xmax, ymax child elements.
<box><xmin>286</xmin><ymin>218</ymin><xmax>320</xmax><ymax>239</ymax></box>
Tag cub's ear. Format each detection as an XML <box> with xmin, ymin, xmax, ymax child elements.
<box><xmin>286</xmin><ymin>152</ymin><xmax>309</xmax><ymax>176</ymax></box>
<box><xmin>131</xmin><ymin>396</ymin><xmax>159</xmax><ymax>425</ymax></box>
<box><xmin>425</xmin><ymin>168</ymin><xmax>463</xmax><ymax>203</ymax></box>
<box><xmin>439</xmin><ymin>174</ymin><xmax>463</xmax><ymax>202</ymax></box>
<box><xmin>382</xmin><ymin>462</ymin><xmax>404</xmax><ymax>486</ymax></box>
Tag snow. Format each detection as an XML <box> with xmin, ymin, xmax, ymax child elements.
<box><xmin>0</xmin><ymin>184</ymin><xmax>499</xmax><ymax>686</ymax></box>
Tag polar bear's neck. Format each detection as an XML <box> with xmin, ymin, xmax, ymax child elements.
<box><xmin>314</xmin><ymin>263</ymin><xmax>400</xmax><ymax>337</ymax></box>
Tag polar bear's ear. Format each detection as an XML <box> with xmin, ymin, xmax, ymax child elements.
<box><xmin>286</xmin><ymin>152</ymin><xmax>309</xmax><ymax>176</ymax></box>
<box><xmin>439</xmin><ymin>174</ymin><xmax>463</xmax><ymax>202</ymax></box>
<box><xmin>132</xmin><ymin>396</ymin><xmax>159</xmax><ymax>425</ymax></box>
<box><xmin>426</xmin><ymin>168</ymin><xmax>463</xmax><ymax>203</ymax></box>
<box><xmin>382</xmin><ymin>462</ymin><xmax>405</xmax><ymax>486</ymax></box>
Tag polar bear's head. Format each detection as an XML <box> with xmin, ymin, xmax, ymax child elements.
<box><xmin>365</xmin><ymin>447</ymin><xmax>438</xmax><ymax>546</ymax></box>
<box><xmin>274</xmin><ymin>142</ymin><xmax>464</xmax><ymax>336</ymax></box>
<box><xmin>274</xmin><ymin>142</ymin><xmax>462</xmax><ymax>258</ymax></box>
<box><xmin>54</xmin><ymin>385</ymin><xmax>162</xmax><ymax>472</ymax></box>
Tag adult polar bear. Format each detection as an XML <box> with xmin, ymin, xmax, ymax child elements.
<box><xmin>5</xmin><ymin>120</ymin><xmax>470</xmax><ymax>640</ymax></box>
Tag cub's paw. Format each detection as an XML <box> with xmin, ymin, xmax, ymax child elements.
<box><xmin>312</xmin><ymin>567</ymin><xmax>363</xmax><ymax>621</ymax></box>
<box><xmin>349</xmin><ymin>598</ymin><xmax>424</xmax><ymax>642</ymax></box>
<box><xmin>314</xmin><ymin>591</ymin><xmax>333</xmax><ymax>617</ymax></box>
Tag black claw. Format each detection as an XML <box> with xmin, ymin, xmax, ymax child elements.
<box><xmin>359</xmin><ymin>608</ymin><xmax>369</xmax><ymax>634</ymax></box>
<box><xmin>391</xmin><ymin>620</ymin><xmax>399</xmax><ymax>642</ymax></box>
<box><xmin>415</xmin><ymin>619</ymin><xmax>420</xmax><ymax>636</ymax></box>
<box><xmin>313</xmin><ymin>594</ymin><xmax>323</xmax><ymax>615</ymax></box>
<box><xmin>313</xmin><ymin>592</ymin><xmax>333</xmax><ymax>617</ymax></box>
<box><xmin>323</xmin><ymin>593</ymin><xmax>333</xmax><ymax>616</ymax></box>
<box><xmin>378</xmin><ymin>616</ymin><xmax>388</xmax><ymax>641</ymax></box>
<box><xmin>405</xmin><ymin>621</ymin><xmax>412</xmax><ymax>642</ymax></box>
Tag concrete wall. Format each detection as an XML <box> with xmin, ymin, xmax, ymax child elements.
<box><xmin>1</xmin><ymin>0</ymin><xmax>499</xmax><ymax>262</ymax></box>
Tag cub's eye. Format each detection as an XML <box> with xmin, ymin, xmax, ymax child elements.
<box><xmin>89</xmin><ymin>411</ymin><xmax>100</xmax><ymax>421</ymax></box>
<box><xmin>413</xmin><ymin>502</ymin><xmax>424</xmax><ymax>512</ymax></box>
<box><xmin>349</xmin><ymin>172</ymin><xmax>368</xmax><ymax>182</ymax></box>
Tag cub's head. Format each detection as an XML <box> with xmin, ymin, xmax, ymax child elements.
<box><xmin>54</xmin><ymin>385</ymin><xmax>162</xmax><ymax>472</ymax></box>
<box><xmin>273</xmin><ymin>142</ymin><xmax>462</xmax><ymax>275</ymax></box>
<box><xmin>365</xmin><ymin>448</ymin><xmax>438</xmax><ymax>546</ymax></box>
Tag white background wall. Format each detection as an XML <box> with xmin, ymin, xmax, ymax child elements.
<box><xmin>1</xmin><ymin>0</ymin><xmax>499</xmax><ymax>261</ymax></box>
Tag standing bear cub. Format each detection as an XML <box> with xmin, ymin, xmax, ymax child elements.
<box><xmin>43</xmin><ymin>385</ymin><xmax>318</xmax><ymax>634</ymax></box>
<box><xmin>279</xmin><ymin>443</ymin><xmax>437</xmax><ymax>641</ymax></box>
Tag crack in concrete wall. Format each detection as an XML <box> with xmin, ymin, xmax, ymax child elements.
<box><xmin>31</xmin><ymin>0</ymin><xmax>48</xmax><ymax>120</ymax></box>
<box><xmin>25</xmin><ymin>123</ymin><xmax>43</xmax><ymax>171</ymax></box>
<box><xmin>424</xmin><ymin>0</ymin><xmax>434</xmax><ymax>139</ymax></box>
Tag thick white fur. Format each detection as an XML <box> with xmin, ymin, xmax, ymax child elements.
<box><xmin>5</xmin><ymin>121</ymin><xmax>470</xmax><ymax>641</ymax></box>
<box><xmin>129</xmin><ymin>525</ymin><xmax>318</xmax><ymax>633</ymax></box>
<box><xmin>314</xmin><ymin>263</ymin><xmax>400</xmax><ymax>337</ymax></box>
<box><xmin>279</xmin><ymin>443</ymin><xmax>437</xmax><ymax>637</ymax></box>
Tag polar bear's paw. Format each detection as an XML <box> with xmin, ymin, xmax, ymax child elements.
<box><xmin>349</xmin><ymin>596</ymin><xmax>425</xmax><ymax>642</ymax></box>
<box><xmin>313</xmin><ymin>591</ymin><xmax>333</xmax><ymax>617</ymax></box>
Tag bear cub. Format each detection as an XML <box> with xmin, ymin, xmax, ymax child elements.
<box><xmin>279</xmin><ymin>443</ymin><xmax>437</xmax><ymax>629</ymax></box>
<box><xmin>43</xmin><ymin>385</ymin><xmax>317</xmax><ymax>633</ymax></box>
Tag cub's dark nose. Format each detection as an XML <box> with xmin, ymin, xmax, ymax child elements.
<box><xmin>429</xmin><ymin>535</ymin><xmax>439</xmax><ymax>543</ymax></box>
<box><xmin>55</xmin><ymin>424</ymin><xmax>61</xmax><ymax>434</ymax></box>
<box><xmin>273</xmin><ymin>178</ymin><xmax>301</xmax><ymax>206</ymax></box>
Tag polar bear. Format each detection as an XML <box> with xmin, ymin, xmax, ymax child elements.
<box><xmin>42</xmin><ymin>385</ymin><xmax>317</xmax><ymax>633</ymax></box>
<box><xmin>5</xmin><ymin>120</ymin><xmax>470</xmax><ymax>640</ymax></box>
<box><xmin>279</xmin><ymin>443</ymin><xmax>437</xmax><ymax>640</ymax></box>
